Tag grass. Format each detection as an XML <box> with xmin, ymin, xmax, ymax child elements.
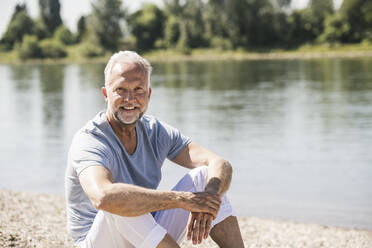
<box><xmin>1</xmin><ymin>42</ymin><xmax>372</xmax><ymax>65</ymax></box>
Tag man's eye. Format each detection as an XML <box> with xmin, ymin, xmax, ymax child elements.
<box><xmin>135</xmin><ymin>88</ymin><xmax>144</xmax><ymax>93</ymax></box>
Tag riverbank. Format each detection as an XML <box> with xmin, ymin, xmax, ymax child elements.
<box><xmin>1</xmin><ymin>189</ymin><xmax>371</xmax><ymax>248</ymax></box>
<box><xmin>1</xmin><ymin>43</ymin><xmax>372</xmax><ymax>65</ymax></box>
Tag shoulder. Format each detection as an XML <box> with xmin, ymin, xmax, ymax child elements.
<box><xmin>70</xmin><ymin>112</ymin><xmax>113</xmax><ymax>155</ymax></box>
<box><xmin>139</xmin><ymin>114</ymin><xmax>177</xmax><ymax>134</ymax></box>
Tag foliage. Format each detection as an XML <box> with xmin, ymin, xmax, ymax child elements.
<box><xmin>318</xmin><ymin>14</ymin><xmax>350</xmax><ymax>44</ymax></box>
<box><xmin>128</xmin><ymin>4</ymin><xmax>165</xmax><ymax>51</ymax></box>
<box><xmin>286</xmin><ymin>9</ymin><xmax>314</xmax><ymax>46</ymax></box>
<box><xmin>39</xmin><ymin>0</ymin><xmax>63</xmax><ymax>35</ymax></box>
<box><xmin>338</xmin><ymin>0</ymin><xmax>372</xmax><ymax>43</ymax></box>
<box><xmin>163</xmin><ymin>0</ymin><xmax>207</xmax><ymax>50</ymax></box>
<box><xmin>0</xmin><ymin>4</ymin><xmax>34</xmax><ymax>51</ymax></box>
<box><xmin>89</xmin><ymin>0</ymin><xmax>126</xmax><ymax>51</ymax></box>
<box><xmin>78</xmin><ymin>42</ymin><xmax>105</xmax><ymax>57</ymax></box>
<box><xmin>2</xmin><ymin>0</ymin><xmax>371</xmax><ymax>60</ymax></box>
<box><xmin>163</xmin><ymin>15</ymin><xmax>180</xmax><ymax>48</ymax></box>
<box><xmin>33</xmin><ymin>18</ymin><xmax>50</xmax><ymax>40</ymax></box>
<box><xmin>54</xmin><ymin>25</ymin><xmax>75</xmax><ymax>45</ymax></box>
<box><xmin>39</xmin><ymin>39</ymin><xmax>67</xmax><ymax>58</ymax></box>
<box><xmin>76</xmin><ymin>16</ymin><xmax>87</xmax><ymax>42</ymax></box>
<box><xmin>308</xmin><ymin>0</ymin><xmax>334</xmax><ymax>39</ymax></box>
<box><xmin>203</xmin><ymin>0</ymin><xmax>290</xmax><ymax>48</ymax></box>
<box><xmin>18</xmin><ymin>35</ymin><xmax>42</xmax><ymax>59</ymax></box>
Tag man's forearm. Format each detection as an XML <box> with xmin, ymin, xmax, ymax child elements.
<box><xmin>205</xmin><ymin>158</ymin><xmax>232</xmax><ymax>195</ymax></box>
<box><xmin>96</xmin><ymin>183</ymin><xmax>182</xmax><ymax>216</ymax></box>
<box><xmin>95</xmin><ymin>183</ymin><xmax>221</xmax><ymax>218</ymax></box>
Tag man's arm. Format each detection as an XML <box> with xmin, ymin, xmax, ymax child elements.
<box><xmin>79</xmin><ymin>165</ymin><xmax>221</xmax><ymax>217</ymax></box>
<box><xmin>171</xmin><ymin>141</ymin><xmax>233</xmax><ymax>195</ymax></box>
<box><xmin>171</xmin><ymin>142</ymin><xmax>233</xmax><ymax>245</ymax></box>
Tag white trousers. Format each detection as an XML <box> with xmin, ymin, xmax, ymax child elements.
<box><xmin>78</xmin><ymin>166</ymin><xmax>235</xmax><ymax>248</ymax></box>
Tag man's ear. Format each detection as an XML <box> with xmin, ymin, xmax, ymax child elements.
<box><xmin>102</xmin><ymin>87</ymin><xmax>108</xmax><ymax>102</ymax></box>
<box><xmin>148</xmin><ymin>88</ymin><xmax>152</xmax><ymax>99</ymax></box>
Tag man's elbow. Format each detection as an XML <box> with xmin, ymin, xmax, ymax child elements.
<box><xmin>91</xmin><ymin>189</ymin><xmax>111</xmax><ymax>211</ymax></box>
<box><xmin>222</xmin><ymin>159</ymin><xmax>233</xmax><ymax>176</ymax></box>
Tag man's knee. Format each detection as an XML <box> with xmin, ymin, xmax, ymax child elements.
<box><xmin>171</xmin><ymin>166</ymin><xmax>208</xmax><ymax>192</ymax></box>
<box><xmin>156</xmin><ymin>234</ymin><xmax>180</xmax><ymax>248</ymax></box>
<box><xmin>188</xmin><ymin>166</ymin><xmax>208</xmax><ymax>191</ymax></box>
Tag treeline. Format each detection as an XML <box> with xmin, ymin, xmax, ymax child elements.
<box><xmin>0</xmin><ymin>0</ymin><xmax>371</xmax><ymax>59</ymax></box>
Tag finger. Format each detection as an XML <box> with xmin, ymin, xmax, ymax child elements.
<box><xmin>187</xmin><ymin>213</ymin><xmax>195</xmax><ymax>240</ymax></box>
<box><xmin>192</xmin><ymin>217</ymin><xmax>201</xmax><ymax>245</ymax></box>
<box><xmin>204</xmin><ymin>215</ymin><xmax>213</xmax><ymax>239</ymax></box>
<box><xmin>199</xmin><ymin>215</ymin><xmax>207</xmax><ymax>243</ymax></box>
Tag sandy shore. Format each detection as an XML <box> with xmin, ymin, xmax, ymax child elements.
<box><xmin>1</xmin><ymin>189</ymin><xmax>371</xmax><ymax>248</ymax></box>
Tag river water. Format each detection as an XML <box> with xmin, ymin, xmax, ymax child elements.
<box><xmin>1</xmin><ymin>58</ymin><xmax>371</xmax><ymax>230</ymax></box>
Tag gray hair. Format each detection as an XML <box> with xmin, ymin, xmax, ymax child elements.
<box><xmin>104</xmin><ymin>51</ymin><xmax>152</xmax><ymax>88</ymax></box>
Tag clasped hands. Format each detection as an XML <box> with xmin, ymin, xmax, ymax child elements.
<box><xmin>185</xmin><ymin>191</ymin><xmax>221</xmax><ymax>245</ymax></box>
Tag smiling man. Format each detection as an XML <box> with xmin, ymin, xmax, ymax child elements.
<box><xmin>65</xmin><ymin>51</ymin><xmax>245</xmax><ymax>248</ymax></box>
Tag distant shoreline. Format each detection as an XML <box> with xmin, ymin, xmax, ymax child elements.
<box><xmin>1</xmin><ymin>44</ymin><xmax>372</xmax><ymax>65</ymax></box>
<box><xmin>1</xmin><ymin>189</ymin><xmax>371</xmax><ymax>247</ymax></box>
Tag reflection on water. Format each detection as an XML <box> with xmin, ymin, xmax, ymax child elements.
<box><xmin>1</xmin><ymin>58</ymin><xmax>371</xmax><ymax>230</ymax></box>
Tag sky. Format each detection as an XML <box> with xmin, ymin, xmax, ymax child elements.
<box><xmin>0</xmin><ymin>0</ymin><xmax>342</xmax><ymax>37</ymax></box>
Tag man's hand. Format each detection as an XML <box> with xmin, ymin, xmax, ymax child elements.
<box><xmin>182</xmin><ymin>191</ymin><xmax>221</xmax><ymax>245</ymax></box>
<box><xmin>187</xmin><ymin>212</ymin><xmax>214</xmax><ymax>245</ymax></box>
<box><xmin>180</xmin><ymin>191</ymin><xmax>221</xmax><ymax>218</ymax></box>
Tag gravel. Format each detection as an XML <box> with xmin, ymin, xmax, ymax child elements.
<box><xmin>1</xmin><ymin>189</ymin><xmax>371</xmax><ymax>248</ymax></box>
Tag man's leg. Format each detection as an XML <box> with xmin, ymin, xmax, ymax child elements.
<box><xmin>154</xmin><ymin>166</ymin><xmax>241</xmax><ymax>246</ymax></box>
<box><xmin>210</xmin><ymin>216</ymin><xmax>245</xmax><ymax>248</ymax></box>
<box><xmin>79</xmin><ymin>210</ymin><xmax>174</xmax><ymax>248</ymax></box>
<box><xmin>156</xmin><ymin>234</ymin><xmax>180</xmax><ymax>248</ymax></box>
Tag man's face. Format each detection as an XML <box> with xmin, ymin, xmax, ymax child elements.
<box><xmin>103</xmin><ymin>62</ymin><xmax>151</xmax><ymax>126</ymax></box>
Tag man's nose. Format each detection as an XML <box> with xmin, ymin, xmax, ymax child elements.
<box><xmin>123</xmin><ymin>91</ymin><xmax>135</xmax><ymax>101</ymax></box>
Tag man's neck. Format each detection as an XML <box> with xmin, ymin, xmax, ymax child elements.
<box><xmin>107</xmin><ymin>113</ymin><xmax>138</xmax><ymax>154</ymax></box>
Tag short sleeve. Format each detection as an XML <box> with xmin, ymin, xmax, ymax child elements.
<box><xmin>157</xmin><ymin>121</ymin><xmax>191</xmax><ymax>160</ymax></box>
<box><xmin>69</xmin><ymin>131</ymin><xmax>113</xmax><ymax>176</ymax></box>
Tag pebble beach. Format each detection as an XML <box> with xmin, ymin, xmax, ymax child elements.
<box><xmin>1</xmin><ymin>189</ymin><xmax>371</xmax><ymax>248</ymax></box>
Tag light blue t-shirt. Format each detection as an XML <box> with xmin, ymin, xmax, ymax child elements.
<box><xmin>65</xmin><ymin>111</ymin><xmax>191</xmax><ymax>243</ymax></box>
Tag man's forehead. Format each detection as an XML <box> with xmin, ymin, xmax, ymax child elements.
<box><xmin>111</xmin><ymin>61</ymin><xmax>144</xmax><ymax>76</ymax></box>
<box><xmin>108</xmin><ymin>62</ymin><xmax>147</xmax><ymax>86</ymax></box>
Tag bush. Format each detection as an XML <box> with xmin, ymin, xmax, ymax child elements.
<box><xmin>78</xmin><ymin>42</ymin><xmax>104</xmax><ymax>57</ymax></box>
<box><xmin>39</xmin><ymin>39</ymin><xmax>67</xmax><ymax>58</ymax></box>
<box><xmin>210</xmin><ymin>37</ymin><xmax>233</xmax><ymax>50</ymax></box>
<box><xmin>18</xmin><ymin>35</ymin><xmax>42</xmax><ymax>59</ymax></box>
<box><xmin>318</xmin><ymin>14</ymin><xmax>350</xmax><ymax>44</ymax></box>
<box><xmin>1</xmin><ymin>4</ymin><xmax>34</xmax><ymax>51</ymax></box>
<box><xmin>54</xmin><ymin>25</ymin><xmax>75</xmax><ymax>45</ymax></box>
<box><xmin>33</xmin><ymin>19</ymin><xmax>50</xmax><ymax>40</ymax></box>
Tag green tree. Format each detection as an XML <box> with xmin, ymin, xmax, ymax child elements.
<box><xmin>39</xmin><ymin>0</ymin><xmax>63</xmax><ymax>35</ymax></box>
<box><xmin>18</xmin><ymin>35</ymin><xmax>42</xmax><ymax>59</ymax></box>
<box><xmin>33</xmin><ymin>18</ymin><xmax>50</xmax><ymax>40</ymax></box>
<box><xmin>286</xmin><ymin>9</ymin><xmax>314</xmax><ymax>46</ymax></box>
<box><xmin>339</xmin><ymin>0</ymin><xmax>372</xmax><ymax>42</ymax></box>
<box><xmin>76</xmin><ymin>16</ymin><xmax>87</xmax><ymax>42</ymax></box>
<box><xmin>285</xmin><ymin>0</ymin><xmax>333</xmax><ymax>46</ymax></box>
<box><xmin>54</xmin><ymin>25</ymin><xmax>75</xmax><ymax>45</ymax></box>
<box><xmin>204</xmin><ymin>0</ymin><xmax>282</xmax><ymax>48</ymax></box>
<box><xmin>318</xmin><ymin>13</ymin><xmax>350</xmax><ymax>43</ymax></box>
<box><xmin>308</xmin><ymin>0</ymin><xmax>334</xmax><ymax>38</ymax></box>
<box><xmin>89</xmin><ymin>0</ymin><xmax>126</xmax><ymax>51</ymax></box>
<box><xmin>163</xmin><ymin>0</ymin><xmax>207</xmax><ymax>50</ymax></box>
<box><xmin>128</xmin><ymin>4</ymin><xmax>165</xmax><ymax>51</ymax></box>
<box><xmin>0</xmin><ymin>4</ymin><xmax>34</xmax><ymax>51</ymax></box>
<box><xmin>40</xmin><ymin>39</ymin><xmax>67</xmax><ymax>58</ymax></box>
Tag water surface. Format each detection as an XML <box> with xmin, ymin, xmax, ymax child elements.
<box><xmin>1</xmin><ymin>58</ymin><xmax>371</xmax><ymax>230</ymax></box>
